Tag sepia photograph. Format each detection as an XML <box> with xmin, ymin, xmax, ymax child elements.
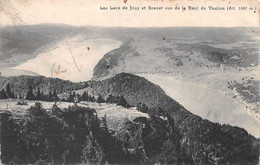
<box><xmin>0</xmin><ymin>0</ymin><xmax>259</xmax><ymax>164</ymax></box>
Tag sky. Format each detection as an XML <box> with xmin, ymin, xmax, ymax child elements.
<box><xmin>0</xmin><ymin>0</ymin><xmax>259</xmax><ymax>27</ymax></box>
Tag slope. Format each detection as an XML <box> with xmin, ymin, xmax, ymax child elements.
<box><xmin>90</xmin><ymin>73</ymin><xmax>259</xmax><ymax>164</ymax></box>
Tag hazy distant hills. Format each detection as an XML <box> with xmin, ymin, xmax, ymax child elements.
<box><xmin>93</xmin><ymin>28</ymin><xmax>259</xmax><ymax>80</ymax></box>
<box><xmin>0</xmin><ymin>24</ymin><xmax>74</xmax><ymax>69</ymax></box>
<box><xmin>0</xmin><ymin>24</ymin><xmax>115</xmax><ymax>71</ymax></box>
<box><xmin>1</xmin><ymin>24</ymin><xmax>258</xmax><ymax>72</ymax></box>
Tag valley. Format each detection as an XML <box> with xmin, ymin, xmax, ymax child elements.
<box><xmin>0</xmin><ymin>25</ymin><xmax>259</xmax><ymax>164</ymax></box>
<box><xmin>140</xmin><ymin>74</ymin><xmax>260</xmax><ymax>137</ymax></box>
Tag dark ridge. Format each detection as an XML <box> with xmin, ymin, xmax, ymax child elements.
<box><xmin>0</xmin><ymin>73</ymin><xmax>258</xmax><ymax>164</ymax></box>
<box><xmin>93</xmin><ymin>39</ymin><xmax>135</xmax><ymax>79</ymax></box>
<box><xmin>0</xmin><ymin>75</ymin><xmax>88</xmax><ymax>96</ymax></box>
<box><xmin>91</xmin><ymin>72</ymin><xmax>259</xmax><ymax>164</ymax></box>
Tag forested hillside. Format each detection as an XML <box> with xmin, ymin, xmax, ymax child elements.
<box><xmin>90</xmin><ymin>73</ymin><xmax>259</xmax><ymax>164</ymax></box>
<box><xmin>0</xmin><ymin>73</ymin><xmax>259</xmax><ymax>164</ymax></box>
<box><xmin>0</xmin><ymin>75</ymin><xmax>88</xmax><ymax>97</ymax></box>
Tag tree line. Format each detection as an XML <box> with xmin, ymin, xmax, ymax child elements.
<box><xmin>63</xmin><ymin>91</ymin><xmax>130</xmax><ymax>108</ymax></box>
<box><xmin>26</xmin><ymin>86</ymin><xmax>59</xmax><ymax>101</ymax></box>
<box><xmin>0</xmin><ymin>84</ymin><xmax>59</xmax><ymax>102</ymax></box>
<box><xmin>0</xmin><ymin>83</ymin><xmax>15</xmax><ymax>99</ymax></box>
<box><xmin>0</xmin><ymin>84</ymin><xmax>130</xmax><ymax>108</ymax></box>
<box><xmin>61</xmin><ymin>91</ymin><xmax>96</xmax><ymax>102</ymax></box>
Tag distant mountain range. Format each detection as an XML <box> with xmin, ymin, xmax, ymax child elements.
<box><xmin>1</xmin><ymin>24</ymin><xmax>258</xmax><ymax>77</ymax></box>
<box><xmin>93</xmin><ymin>32</ymin><xmax>258</xmax><ymax>80</ymax></box>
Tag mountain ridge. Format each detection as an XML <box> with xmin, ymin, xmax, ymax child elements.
<box><xmin>0</xmin><ymin>73</ymin><xmax>259</xmax><ymax>164</ymax></box>
<box><xmin>90</xmin><ymin>73</ymin><xmax>259</xmax><ymax>164</ymax></box>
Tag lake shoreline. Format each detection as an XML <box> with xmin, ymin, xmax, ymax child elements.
<box><xmin>139</xmin><ymin>73</ymin><xmax>260</xmax><ymax>138</ymax></box>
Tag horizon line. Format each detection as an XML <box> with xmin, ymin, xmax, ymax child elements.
<box><xmin>0</xmin><ymin>23</ymin><xmax>259</xmax><ymax>29</ymax></box>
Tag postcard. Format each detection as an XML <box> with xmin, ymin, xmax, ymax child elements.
<box><xmin>0</xmin><ymin>0</ymin><xmax>259</xmax><ymax>164</ymax></box>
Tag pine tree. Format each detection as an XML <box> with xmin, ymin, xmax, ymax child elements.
<box><xmin>137</xmin><ymin>103</ymin><xmax>149</xmax><ymax>113</ymax></box>
<box><xmin>76</xmin><ymin>93</ymin><xmax>81</xmax><ymax>102</ymax></box>
<box><xmin>67</xmin><ymin>91</ymin><xmax>73</xmax><ymax>102</ymax></box>
<box><xmin>72</xmin><ymin>92</ymin><xmax>76</xmax><ymax>98</ymax></box>
<box><xmin>48</xmin><ymin>91</ymin><xmax>53</xmax><ymax>101</ymax></box>
<box><xmin>81</xmin><ymin>91</ymin><xmax>89</xmax><ymax>101</ymax></box>
<box><xmin>106</xmin><ymin>94</ymin><xmax>114</xmax><ymax>103</ymax></box>
<box><xmin>6</xmin><ymin>83</ymin><xmax>14</xmax><ymax>98</ymax></box>
<box><xmin>41</xmin><ymin>92</ymin><xmax>46</xmax><ymax>101</ymax></box>
<box><xmin>0</xmin><ymin>89</ymin><xmax>7</xmax><ymax>99</ymax></box>
<box><xmin>101</xmin><ymin>115</ymin><xmax>108</xmax><ymax>131</ymax></box>
<box><xmin>35</xmin><ymin>87</ymin><xmax>41</xmax><ymax>100</ymax></box>
<box><xmin>52</xmin><ymin>88</ymin><xmax>59</xmax><ymax>101</ymax></box>
<box><xmin>116</xmin><ymin>96</ymin><xmax>129</xmax><ymax>108</ymax></box>
<box><xmin>92</xmin><ymin>96</ymin><xmax>96</xmax><ymax>102</ymax></box>
<box><xmin>19</xmin><ymin>93</ymin><xmax>22</xmax><ymax>99</ymax></box>
<box><xmin>72</xmin><ymin>91</ymin><xmax>77</xmax><ymax>103</ymax></box>
<box><xmin>88</xmin><ymin>95</ymin><xmax>95</xmax><ymax>102</ymax></box>
<box><xmin>26</xmin><ymin>85</ymin><xmax>35</xmax><ymax>100</ymax></box>
<box><xmin>96</xmin><ymin>95</ymin><xmax>105</xmax><ymax>103</ymax></box>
